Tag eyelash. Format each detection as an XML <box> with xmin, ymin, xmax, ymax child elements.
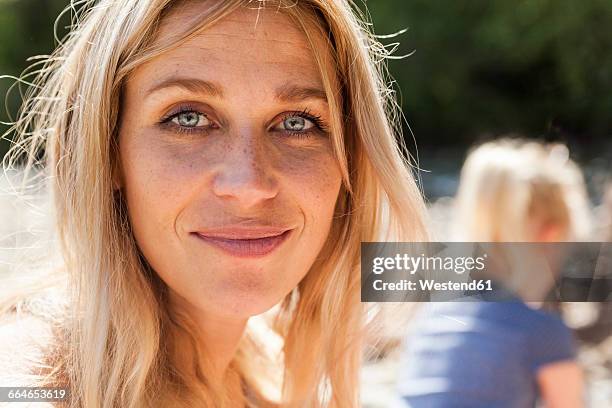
<box><xmin>159</xmin><ymin>105</ymin><xmax>329</xmax><ymax>138</ymax></box>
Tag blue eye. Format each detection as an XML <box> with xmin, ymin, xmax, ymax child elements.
<box><xmin>171</xmin><ymin>111</ymin><xmax>210</xmax><ymax>128</ymax></box>
<box><xmin>280</xmin><ymin>115</ymin><xmax>314</xmax><ymax>132</ymax></box>
<box><xmin>159</xmin><ymin>106</ymin><xmax>215</xmax><ymax>135</ymax></box>
<box><xmin>275</xmin><ymin>110</ymin><xmax>328</xmax><ymax>138</ymax></box>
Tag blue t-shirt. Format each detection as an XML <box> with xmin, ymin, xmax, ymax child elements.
<box><xmin>393</xmin><ymin>300</ymin><xmax>576</xmax><ymax>408</ymax></box>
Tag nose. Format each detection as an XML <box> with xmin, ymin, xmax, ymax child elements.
<box><xmin>212</xmin><ymin>130</ymin><xmax>279</xmax><ymax>208</ymax></box>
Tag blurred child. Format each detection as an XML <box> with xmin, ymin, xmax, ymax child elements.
<box><xmin>452</xmin><ymin>139</ymin><xmax>591</xmax><ymax>242</ymax></box>
<box><xmin>394</xmin><ymin>139</ymin><xmax>589</xmax><ymax>407</ymax></box>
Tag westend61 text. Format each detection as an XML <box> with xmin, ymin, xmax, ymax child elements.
<box><xmin>372</xmin><ymin>279</ymin><xmax>493</xmax><ymax>292</ymax></box>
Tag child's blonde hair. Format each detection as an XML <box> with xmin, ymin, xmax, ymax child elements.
<box><xmin>453</xmin><ymin>138</ymin><xmax>591</xmax><ymax>242</ymax></box>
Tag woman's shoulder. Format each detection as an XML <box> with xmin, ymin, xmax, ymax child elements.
<box><xmin>0</xmin><ymin>311</ymin><xmax>55</xmax><ymax>385</ymax></box>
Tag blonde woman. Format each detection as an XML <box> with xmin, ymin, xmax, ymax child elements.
<box><xmin>395</xmin><ymin>139</ymin><xmax>587</xmax><ymax>408</ymax></box>
<box><xmin>0</xmin><ymin>0</ymin><xmax>428</xmax><ymax>407</ymax></box>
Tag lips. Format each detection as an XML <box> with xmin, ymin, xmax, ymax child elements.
<box><xmin>191</xmin><ymin>227</ymin><xmax>292</xmax><ymax>258</ymax></box>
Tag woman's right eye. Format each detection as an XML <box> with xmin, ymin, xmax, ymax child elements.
<box><xmin>170</xmin><ymin>111</ymin><xmax>210</xmax><ymax>128</ymax></box>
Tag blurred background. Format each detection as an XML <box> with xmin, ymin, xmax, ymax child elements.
<box><xmin>1</xmin><ymin>0</ymin><xmax>611</xmax><ymax>199</ymax></box>
<box><xmin>0</xmin><ymin>0</ymin><xmax>610</xmax><ymax>406</ymax></box>
<box><xmin>358</xmin><ymin>0</ymin><xmax>612</xmax><ymax>205</ymax></box>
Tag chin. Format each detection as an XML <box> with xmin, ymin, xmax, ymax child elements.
<box><xmin>206</xmin><ymin>295</ymin><xmax>282</xmax><ymax>320</ymax></box>
<box><xmin>203</xmin><ymin>280</ymin><xmax>289</xmax><ymax>319</ymax></box>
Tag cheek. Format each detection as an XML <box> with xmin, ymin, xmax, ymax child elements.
<box><xmin>117</xmin><ymin>131</ymin><xmax>197</xmax><ymax>265</ymax></box>
<box><xmin>119</xmin><ymin>131</ymin><xmax>210</xmax><ymax>215</ymax></box>
<box><xmin>278</xmin><ymin>146</ymin><xmax>342</xmax><ymax>236</ymax></box>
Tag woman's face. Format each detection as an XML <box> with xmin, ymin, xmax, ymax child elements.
<box><xmin>118</xmin><ymin>5</ymin><xmax>342</xmax><ymax>319</ymax></box>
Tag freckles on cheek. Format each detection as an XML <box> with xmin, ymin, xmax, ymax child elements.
<box><xmin>283</xmin><ymin>149</ymin><xmax>342</xmax><ymax>224</ymax></box>
<box><xmin>123</xmin><ymin>133</ymin><xmax>204</xmax><ymax>196</ymax></box>
<box><xmin>120</xmin><ymin>140</ymin><xmax>192</xmax><ymax>232</ymax></box>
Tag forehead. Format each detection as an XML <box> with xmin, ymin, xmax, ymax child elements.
<box><xmin>128</xmin><ymin>4</ymin><xmax>328</xmax><ymax>93</ymax></box>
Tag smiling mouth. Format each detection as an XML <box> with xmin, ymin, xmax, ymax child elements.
<box><xmin>191</xmin><ymin>229</ymin><xmax>292</xmax><ymax>258</ymax></box>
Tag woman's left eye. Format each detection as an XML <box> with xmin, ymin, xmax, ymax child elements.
<box><xmin>275</xmin><ymin>111</ymin><xmax>328</xmax><ymax>137</ymax></box>
<box><xmin>279</xmin><ymin>115</ymin><xmax>315</xmax><ymax>132</ymax></box>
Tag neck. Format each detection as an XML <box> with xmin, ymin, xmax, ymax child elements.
<box><xmin>167</xmin><ymin>293</ymin><xmax>248</xmax><ymax>384</ymax></box>
<box><xmin>196</xmin><ymin>312</ymin><xmax>247</xmax><ymax>382</ymax></box>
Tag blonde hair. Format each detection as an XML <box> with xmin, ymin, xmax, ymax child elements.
<box><xmin>2</xmin><ymin>0</ymin><xmax>428</xmax><ymax>406</ymax></box>
<box><xmin>453</xmin><ymin>138</ymin><xmax>591</xmax><ymax>242</ymax></box>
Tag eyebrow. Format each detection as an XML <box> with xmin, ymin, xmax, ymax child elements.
<box><xmin>275</xmin><ymin>83</ymin><xmax>328</xmax><ymax>104</ymax></box>
<box><xmin>145</xmin><ymin>77</ymin><xmax>328</xmax><ymax>103</ymax></box>
<box><xmin>146</xmin><ymin>77</ymin><xmax>224</xmax><ymax>98</ymax></box>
